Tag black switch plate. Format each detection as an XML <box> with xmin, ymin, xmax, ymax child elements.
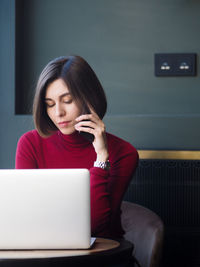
<box><xmin>155</xmin><ymin>53</ymin><xmax>197</xmax><ymax>77</ymax></box>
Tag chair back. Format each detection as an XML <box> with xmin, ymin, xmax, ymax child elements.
<box><xmin>121</xmin><ymin>201</ymin><xmax>164</xmax><ymax>267</ymax></box>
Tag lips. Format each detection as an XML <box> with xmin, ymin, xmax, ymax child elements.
<box><xmin>58</xmin><ymin>121</ymin><xmax>71</xmax><ymax>128</ymax></box>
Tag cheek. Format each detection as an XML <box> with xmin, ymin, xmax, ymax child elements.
<box><xmin>46</xmin><ymin>109</ymin><xmax>54</xmax><ymax>121</ymax></box>
<box><xmin>71</xmin><ymin>104</ymin><xmax>81</xmax><ymax>116</ymax></box>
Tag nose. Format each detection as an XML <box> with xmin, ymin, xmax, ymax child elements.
<box><xmin>55</xmin><ymin>103</ymin><xmax>65</xmax><ymax>117</ymax></box>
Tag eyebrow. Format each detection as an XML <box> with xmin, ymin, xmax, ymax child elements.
<box><xmin>45</xmin><ymin>92</ymin><xmax>71</xmax><ymax>101</ymax></box>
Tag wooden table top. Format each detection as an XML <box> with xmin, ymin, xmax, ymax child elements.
<box><xmin>0</xmin><ymin>238</ymin><xmax>120</xmax><ymax>259</ymax></box>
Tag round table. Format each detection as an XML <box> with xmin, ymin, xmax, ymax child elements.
<box><xmin>0</xmin><ymin>238</ymin><xmax>134</xmax><ymax>266</ymax></box>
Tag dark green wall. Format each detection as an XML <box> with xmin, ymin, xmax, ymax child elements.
<box><xmin>1</xmin><ymin>0</ymin><xmax>200</xmax><ymax>168</ymax></box>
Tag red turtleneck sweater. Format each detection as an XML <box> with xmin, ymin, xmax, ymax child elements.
<box><xmin>15</xmin><ymin>130</ymin><xmax>138</xmax><ymax>238</ymax></box>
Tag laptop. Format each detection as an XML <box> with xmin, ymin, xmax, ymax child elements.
<box><xmin>0</xmin><ymin>168</ymin><xmax>94</xmax><ymax>249</ymax></box>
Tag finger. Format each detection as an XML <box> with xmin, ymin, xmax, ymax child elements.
<box><xmin>76</xmin><ymin>113</ymin><xmax>100</xmax><ymax>123</ymax></box>
<box><xmin>75</xmin><ymin>124</ymin><xmax>94</xmax><ymax>134</ymax></box>
<box><xmin>75</xmin><ymin>114</ymin><xmax>93</xmax><ymax>122</ymax></box>
<box><xmin>75</xmin><ymin>120</ymin><xmax>96</xmax><ymax>129</ymax></box>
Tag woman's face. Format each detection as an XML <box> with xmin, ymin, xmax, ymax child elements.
<box><xmin>45</xmin><ymin>78</ymin><xmax>81</xmax><ymax>135</ymax></box>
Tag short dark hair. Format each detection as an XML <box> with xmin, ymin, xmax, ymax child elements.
<box><xmin>33</xmin><ymin>55</ymin><xmax>107</xmax><ymax>137</ymax></box>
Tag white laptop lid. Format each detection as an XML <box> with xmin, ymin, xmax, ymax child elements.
<box><xmin>0</xmin><ymin>168</ymin><xmax>91</xmax><ymax>249</ymax></box>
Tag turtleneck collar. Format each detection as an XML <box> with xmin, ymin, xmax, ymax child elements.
<box><xmin>57</xmin><ymin>130</ymin><xmax>91</xmax><ymax>148</ymax></box>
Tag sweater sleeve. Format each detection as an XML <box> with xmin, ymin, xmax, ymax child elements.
<box><xmin>89</xmin><ymin>167</ymin><xmax>111</xmax><ymax>236</ymax></box>
<box><xmin>108</xmin><ymin>144</ymin><xmax>139</xmax><ymax>237</ymax></box>
<box><xmin>15</xmin><ymin>132</ymin><xmax>38</xmax><ymax>169</ymax></box>
<box><xmin>89</xmin><ymin>134</ymin><xmax>139</xmax><ymax>238</ymax></box>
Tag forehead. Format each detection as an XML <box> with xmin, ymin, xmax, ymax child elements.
<box><xmin>45</xmin><ymin>79</ymin><xmax>70</xmax><ymax>98</ymax></box>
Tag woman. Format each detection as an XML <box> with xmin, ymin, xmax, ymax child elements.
<box><xmin>15</xmin><ymin>55</ymin><xmax>139</xmax><ymax>238</ymax></box>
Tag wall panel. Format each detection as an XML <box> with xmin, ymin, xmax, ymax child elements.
<box><xmin>1</xmin><ymin>0</ymin><xmax>200</xmax><ymax>168</ymax></box>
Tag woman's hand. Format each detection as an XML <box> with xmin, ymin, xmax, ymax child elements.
<box><xmin>75</xmin><ymin>112</ymin><xmax>109</xmax><ymax>162</ymax></box>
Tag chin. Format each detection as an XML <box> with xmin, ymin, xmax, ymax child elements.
<box><xmin>60</xmin><ymin>128</ymin><xmax>76</xmax><ymax>135</ymax></box>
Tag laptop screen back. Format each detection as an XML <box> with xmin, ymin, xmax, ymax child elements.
<box><xmin>0</xmin><ymin>168</ymin><xmax>91</xmax><ymax>249</ymax></box>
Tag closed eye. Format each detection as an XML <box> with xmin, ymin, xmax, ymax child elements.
<box><xmin>63</xmin><ymin>99</ymin><xmax>73</xmax><ymax>104</ymax></box>
<box><xmin>45</xmin><ymin>100</ymin><xmax>55</xmax><ymax>108</ymax></box>
<box><xmin>46</xmin><ymin>104</ymin><xmax>54</xmax><ymax>108</ymax></box>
